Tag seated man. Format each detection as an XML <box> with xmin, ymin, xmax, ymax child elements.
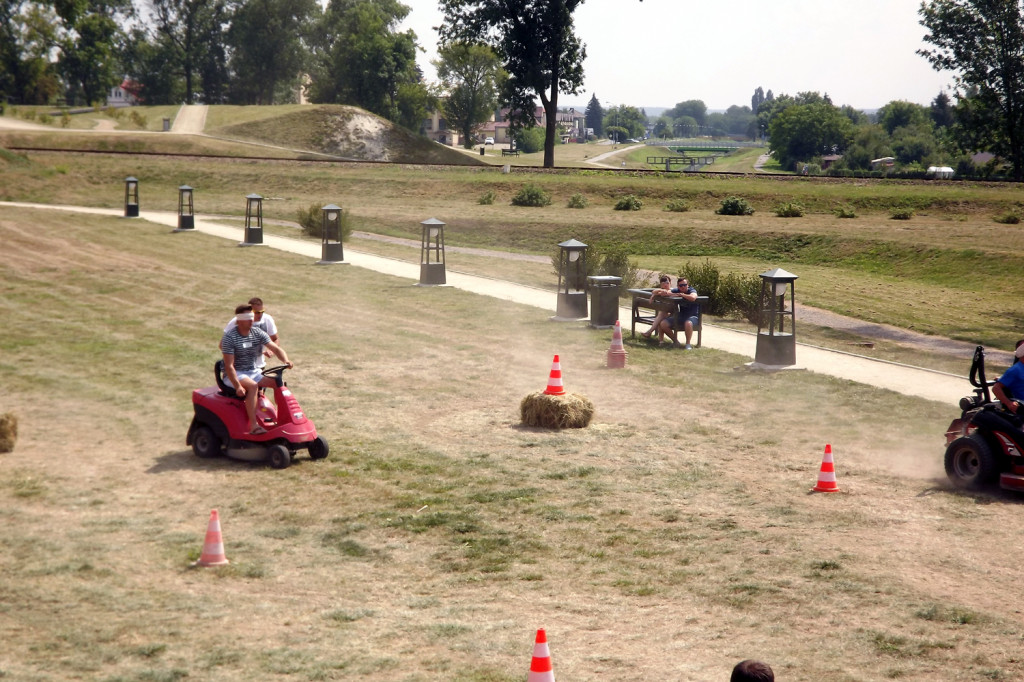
<box><xmin>992</xmin><ymin>340</ymin><xmax>1024</xmax><ymax>413</ymax></box>
<box><xmin>221</xmin><ymin>304</ymin><xmax>292</xmax><ymax>435</ymax></box>
<box><xmin>221</xmin><ymin>296</ymin><xmax>278</xmax><ymax>368</ymax></box>
<box><xmin>658</xmin><ymin>276</ymin><xmax>699</xmax><ymax>349</ymax></box>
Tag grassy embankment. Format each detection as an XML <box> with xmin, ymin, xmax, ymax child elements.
<box><xmin>3</xmin><ymin>105</ymin><xmax>1024</xmax><ymax>359</ymax></box>
<box><xmin>2</xmin><ymin>204</ymin><xmax>1023</xmax><ymax>681</ymax></box>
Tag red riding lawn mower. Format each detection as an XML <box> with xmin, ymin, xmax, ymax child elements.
<box><xmin>945</xmin><ymin>346</ymin><xmax>1024</xmax><ymax>491</ymax></box>
<box><xmin>187</xmin><ymin>361</ymin><xmax>329</xmax><ymax>469</ymax></box>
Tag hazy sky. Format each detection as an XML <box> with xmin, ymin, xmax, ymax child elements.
<box><xmin>398</xmin><ymin>0</ymin><xmax>955</xmax><ymax>112</ymax></box>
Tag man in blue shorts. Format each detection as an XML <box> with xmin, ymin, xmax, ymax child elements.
<box><xmin>993</xmin><ymin>340</ymin><xmax>1024</xmax><ymax>413</ymax></box>
<box><xmin>221</xmin><ymin>304</ymin><xmax>292</xmax><ymax>435</ymax></box>
<box><xmin>658</xmin><ymin>276</ymin><xmax>699</xmax><ymax>349</ymax></box>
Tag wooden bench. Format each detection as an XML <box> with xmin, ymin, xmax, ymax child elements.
<box><xmin>628</xmin><ymin>289</ymin><xmax>709</xmax><ymax>348</ymax></box>
<box><xmin>501</xmin><ymin>149</ymin><xmax>521</xmax><ymax>157</ymax></box>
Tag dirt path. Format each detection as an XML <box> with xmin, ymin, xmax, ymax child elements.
<box><xmin>170</xmin><ymin>104</ymin><xmax>207</xmax><ymax>133</ymax></box>
<box><xmin>585</xmin><ymin>142</ymin><xmax>643</xmax><ymax>168</ymax></box>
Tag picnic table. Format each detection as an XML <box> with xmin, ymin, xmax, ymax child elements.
<box><xmin>627</xmin><ymin>288</ymin><xmax>708</xmax><ymax>348</ymax></box>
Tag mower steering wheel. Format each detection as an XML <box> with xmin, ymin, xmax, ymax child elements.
<box><xmin>262</xmin><ymin>364</ymin><xmax>290</xmax><ymax>378</ymax></box>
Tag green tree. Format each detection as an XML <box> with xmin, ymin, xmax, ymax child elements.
<box><xmin>877</xmin><ymin>100</ymin><xmax>929</xmax><ymax>135</ymax></box>
<box><xmin>768</xmin><ymin>101</ymin><xmax>854</xmax><ymax>170</ymax></box>
<box><xmin>603</xmin><ymin>104</ymin><xmax>644</xmax><ymax>141</ymax></box>
<box><xmin>310</xmin><ymin>0</ymin><xmax>420</xmax><ymax>124</ymax></box>
<box><xmin>57</xmin><ymin>1</ymin><xmax>131</xmax><ymax>105</ymax></box>
<box><xmin>931</xmin><ymin>90</ymin><xmax>955</xmax><ymax>128</ymax></box>
<box><xmin>838</xmin><ymin>124</ymin><xmax>893</xmax><ymax>171</ymax></box>
<box><xmin>150</xmin><ymin>0</ymin><xmax>230</xmax><ymax>104</ymax></box>
<box><xmin>919</xmin><ymin>0</ymin><xmax>1024</xmax><ymax>179</ymax></box>
<box><xmin>228</xmin><ymin>0</ymin><xmax>317</xmax><ymax>104</ymax></box>
<box><xmin>439</xmin><ymin>0</ymin><xmax>587</xmax><ymax>168</ymax></box>
<box><xmin>667</xmin><ymin>99</ymin><xmax>706</xmax><ymax>126</ymax></box>
<box><xmin>120</xmin><ymin>26</ymin><xmax>184</xmax><ymax>104</ymax></box>
<box><xmin>435</xmin><ymin>42</ymin><xmax>503</xmax><ymax>147</ymax></box>
<box><xmin>584</xmin><ymin>93</ymin><xmax>603</xmax><ymax>137</ymax></box>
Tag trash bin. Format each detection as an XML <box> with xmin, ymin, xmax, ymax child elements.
<box><xmin>162</xmin><ymin>117</ymin><xmax>170</xmax><ymax>131</ymax></box>
<box><xmin>480</xmin><ymin>146</ymin><xmax>485</xmax><ymax>156</ymax></box>
<box><xmin>588</xmin><ymin>275</ymin><xmax>622</xmax><ymax>328</ymax></box>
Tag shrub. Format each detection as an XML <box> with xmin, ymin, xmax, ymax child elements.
<box><xmin>567</xmin><ymin>193</ymin><xmax>588</xmax><ymax>209</ymax></box>
<box><xmin>38</xmin><ymin>113</ymin><xmax>51</xmax><ymax>125</ymax></box>
<box><xmin>129</xmin><ymin>110</ymin><xmax>147</xmax><ymax>128</ymax></box>
<box><xmin>775</xmin><ymin>202</ymin><xmax>803</xmax><ymax>218</ymax></box>
<box><xmin>680</xmin><ymin>259</ymin><xmax>722</xmax><ymax>314</ymax></box>
<box><xmin>614</xmin><ymin>194</ymin><xmax>643</xmax><ymax>211</ymax></box>
<box><xmin>890</xmin><ymin>208</ymin><xmax>914</xmax><ymax>220</ymax></box>
<box><xmin>513</xmin><ymin>127</ymin><xmax>545</xmax><ymax>154</ymax></box>
<box><xmin>664</xmin><ymin>199</ymin><xmax>690</xmax><ymax>212</ymax></box>
<box><xmin>717</xmin><ymin>271</ymin><xmax>763</xmax><ymax>324</ymax></box>
<box><xmin>994</xmin><ymin>211</ymin><xmax>1021</xmax><ymax>225</ymax></box>
<box><xmin>716</xmin><ymin>196</ymin><xmax>754</xmax><ymax>216</ymax></box>
<box><xmin>60</xmin><ymin>111</ymin><xmax>71</xmax><ymax>128</ymax></box>
<box><xmin>511</xmin><ymin>184</ymin><xmax>551</xmax><ymax>207</ymax></box>
<box><xmin>834</xmin><ymin>206</ymin><xmax>857</xmax><ymax>219</ymax></box>
<box><xmin>478</xmin><ymin>190</ymin><xmax>496</xmax><ymax>205</ymax></box>
<box><xmin>548</xmin><ymin>243</ymin><xmax>645</xmax><ymax>291</ymax></box>
<box><xmin>296</xmin><ymin>202</ymin><xmax>354</xmax><ymax>240</ymax></box>
<box><xmin>20</xmin><ymin>109</ymin><xmax>36</xmax><ymax>121</ymax></box>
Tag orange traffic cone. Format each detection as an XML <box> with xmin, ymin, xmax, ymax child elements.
<box><xmin>812</xmin><ymin>444</ymin><xmax>841</xmax><ymax>492</ymax></box>
<box><xmin>607</xmin><ymin>320</ymin><xmax>627</xmax><ymax>369</ymax></box>
<box><xmin>543</xmin><ymin>355</ymin><xmax>566</xmax><ymax>395</ymax></box>
<box><xmin>527</xmin><ymin>629</ymin><xmax>555</xmax><ymax>682</ymax></box>
<box><xmin>195</xmin><ymin>509</ymin><xmax>230</xmax><ymax>566</ymax></box>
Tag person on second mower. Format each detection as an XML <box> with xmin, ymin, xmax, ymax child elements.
<box><xmin>993</xmin><ymin>340</ymin><xmax>1024</xmax><ymax>413</ymax></box>
<box><xmin>221</xmin><ymin>303</ymin><xmax>292</xmax><ymax>435</ymax></box>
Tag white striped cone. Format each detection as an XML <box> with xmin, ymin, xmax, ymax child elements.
<box><xmin>197</xmin><ymin>509</ymin><xmax>230</xmax><ymax>566</ymax></box>
<box><xmin>607</xmin><ymin>321</ymin><xmax>627</xmax><ymax>368</ymax></box>
<box><xmin>543</xmin><ymin>355</ymin><xmax>566</xmax><ymax>396</ymax></box>
<box><xmin>813</xmin><ymin>444</ymin><xmax>841</xmax><ymax>492</ymax></box>
<box><xmin>527</xmin><ymin>629</ymin><xmax>555</xmax><ymax>682</ymax></box>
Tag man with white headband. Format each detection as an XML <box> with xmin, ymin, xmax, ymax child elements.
<box><xmin>993</xmin><ymin>339</ymin><xmax>1024</xmax><ymax>413</ymax></box>
<box><xmin>221</xmin><ymin>303</ymin><xmax>292</xmax><ymax>435</ymax></box>
<box><xmin>221</xmin><ymin>296</ymin><xmax>278</xmax><ymax>369</ymax></box>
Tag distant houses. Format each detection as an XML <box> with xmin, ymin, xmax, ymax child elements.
<box><xmin>423</xmin><ymin>105</ymin><xmax>586</xmax><ymax>147</ymax></box>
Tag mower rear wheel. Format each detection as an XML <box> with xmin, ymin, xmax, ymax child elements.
<box><xmin>308</xmin><ymin>436</ymin><xmax>329</xmax><ymax>460</ymax></box>
<box><xmin>192</xmin><ymin>425</ymin><xmax>222</xmax><ymax>459</ymax></box>
<box><xmin>268</xmin><ymin>444</ymin><xmax>291</xmax><ymax>469</ymax></box>
<box><xmin>945</xmin><ymin>435</ymin><xmax>998</xmax><ymax>490</ymax></box>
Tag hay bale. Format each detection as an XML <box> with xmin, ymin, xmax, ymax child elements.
<box><xmin>520</xmin><ymin>392</ymin><xmax>594</xmax><ymax>429</ymax></box>
<box><xmin>0</xmin><ymin>412</ymin><xmax>17</xmax><ymax>453</ymax></box>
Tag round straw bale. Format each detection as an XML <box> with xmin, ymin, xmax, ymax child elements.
<box><xmin>0</xmin><ymin>412</ymin><xmax>17</xmax><ymax>453</ymax></box>
<box><xmin>520</xmin><ymin>392</ymin><xmax>594</xmax><ymax>429</ymax></box>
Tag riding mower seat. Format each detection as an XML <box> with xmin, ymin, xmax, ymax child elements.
<box><xmin>214</xmin><ymin>360</ymin><xmax>242</xmax><ymax>399</ymax></box>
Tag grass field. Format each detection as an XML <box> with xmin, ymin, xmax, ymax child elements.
<box><xmin>4</xmin><ymin>205</ymin><xmax>1024</xmax><ymax>681</ymax></box>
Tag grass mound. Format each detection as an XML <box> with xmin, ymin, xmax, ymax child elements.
<box><xmin>0</xmin><ymin>412</ymin><xmax>17</xmax><ymax>453</ymax></box>
<box><xmin>214</xmin><ymin>105</ymin><xmax>486</xmax><ymax>166</ymax></box>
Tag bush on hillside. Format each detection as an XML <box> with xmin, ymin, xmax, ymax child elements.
<box><xmin>613</xmin><ymin>194</ymin><xmax>643</xmax><ymax>211</ymax></box>
<box><xmin>994</xmin><ymin>211</ymin><xmax>1021</xmax><ymax>225</ymax></box>
<box><xmin>775</xmin><ymin>202</ymin><xmax>804</xmax><ymax>217</ymax></box>
<box><xmin>890</xmin><ymin>208</ymin><xmax>914</xmax><ymax>220</ymax></box>
<box><xmin>511</xmin><ymin>184</ymin><xmax>551</xmax><ymax>207</ymax></box>
<box><xmin>567</xmin><ymin>193</ymin><xmax>589</xmax><ymax>208</ymax></box>
<box><xmin>665</xmin><ymin>199</ymin><xmax>690</xmax><ymax>212</ymax></box>
<box><xmin>716</xmin><ymin>196</ymin><xmax>754</xmax><ymax>215</ymax></box>
<box><xmin>834</xmin><ymin>206</ymin><xmax>857</xmax><ymax>219</ymax></box>
<box><xmin>479</xmin><ymin>190</ymin><xmax>496</xmax><ymax>205</ymax></box>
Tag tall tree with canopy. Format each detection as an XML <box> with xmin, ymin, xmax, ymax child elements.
<box><xmin>149</xmin><ymin>0</ymin><xmax>231</xmax><ymax>104</ymax></box>
<box><xmin>434</xmin><ymin>42</ymin><xmax>504</xmax><ymax>147</ymax></box>
<box><xmin>309</xmin><ymin>0</ymin><xmax>423</xmax><ymax>125</ymax></box>
<box><xmin>439</xmin><ymin>0</ymin><xmax>586</xmax><ymax>168</ymax></box>
<box><xmin>919</xmin><ymin>0</ymin><xmax>1024</xmax><ymax>179</ymax></box>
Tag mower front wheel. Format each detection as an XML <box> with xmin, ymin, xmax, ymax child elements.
<box><xmin>308</xmin><ymin>436</ymin><xmax>329</xmax><ymax>460</ymax></box>
<box><xmin>268</xmin><ymin>444</ymin><xmax>291</xmax><ymax>469</ymax></box>
<box><xmin>192</xmin><ymin>425</ymin><xmax>222</xmax><ymax>459</ymax></box>
<box><xmin>945</xmin><ymin>435</ymin><xmax>998</xmax><ymax>490</ymax></box>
